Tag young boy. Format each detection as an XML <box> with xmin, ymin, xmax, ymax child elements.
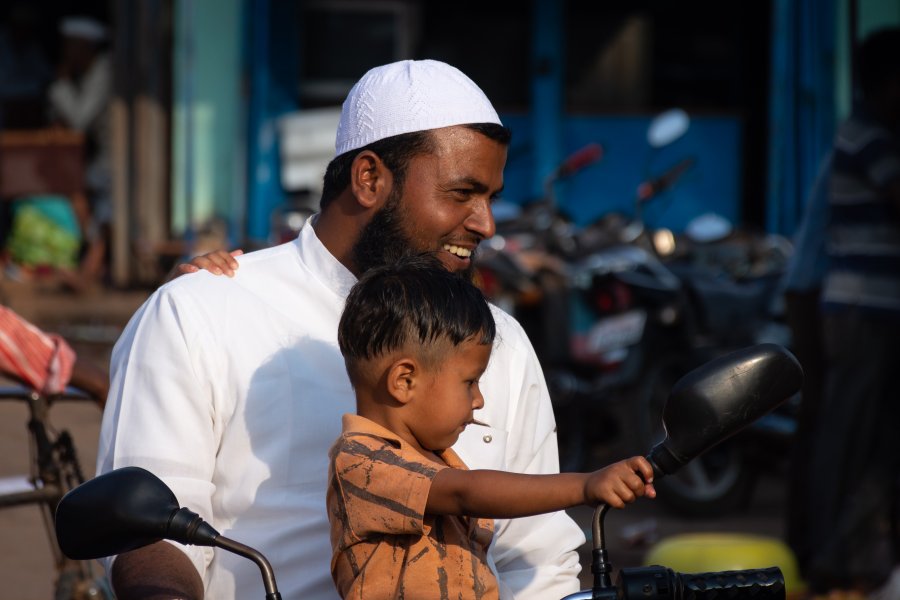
<box><xmin>328</xmin><ymin>253</ymin><xmax>656</xmax><ymax>599</ymax></box>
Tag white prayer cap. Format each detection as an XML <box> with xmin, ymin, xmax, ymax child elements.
<box><xmin>60</xmin><ymin>16</ymin><xmax>108</xmax><ymax>42</ymax></box>
<box><xmin>334</xmin><ymin>59</ymin><xmax>502</xmax><ymax>157</ymax></box>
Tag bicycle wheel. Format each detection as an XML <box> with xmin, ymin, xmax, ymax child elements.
<box><xmin>54</xmin><ymin>560</ymin><xmax>115</xmax><ymax>600</ymax></box>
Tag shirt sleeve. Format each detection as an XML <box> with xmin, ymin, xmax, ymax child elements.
<box><xmin>95</xmin><ymin>284</ymin><xmax>220</xmax><ymax>581</ymax></box>
<box><xmin>48</xmin><ymin>54</ymin><xmax>111</xmax><ymax>131</ymax></box>
<box><xmin>333</xmin><ymin>435</ymin><xmax>445</xmax><ymax>539</ymax></box>
<box><xmin>860</xmin><ymin>132</ymin><xmax>900</xmax><ymax>190</ymax></box>
<box><xmin>482</xmin><ymin>313</ymin><xmax>586</xmax><ymax>600</ymax></box>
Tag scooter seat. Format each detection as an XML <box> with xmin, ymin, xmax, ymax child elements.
<box><xmin>643</xmin><ymin>532</ymin><xmax>805</xmax><ymax>598</ymax></box>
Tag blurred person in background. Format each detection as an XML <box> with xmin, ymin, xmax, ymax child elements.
<box><xmin>0</xmin><ymin>3</ymin><xmax>54</xmax><ymax>253</ymax></box>
<box><xmin>47</xmin><ymin>15</ymin><xmax>112</xmax><ymax>283</ymax></box>
<box><xmin>805</xmin><ymin>27</ymin><xmax>900</xmax><ymax>600</ymax></box>
<box><xmin>780</xmin><ymin>151</ymin><xmax>830</xmax><ymax>581</ymax></box>
<box><xmin>0</xmin><ymin>3</ymin><xmax>53</xmax><ymax>130</ymax></box>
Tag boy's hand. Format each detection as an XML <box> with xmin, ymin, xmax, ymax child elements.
<box><xmin>167</xmin><ymin>249</ymin><xmax>243</xmax><ymax>282</ymax></box>
<box><xmin>584</xmin><ymin>456</ymin><xmax>656</xmax><ymax>508</ymax></box>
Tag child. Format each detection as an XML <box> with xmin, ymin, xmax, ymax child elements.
<box><xmin>328</xmin><ymin>253</ymin><xmax>656</xmax><ymax>599</ymax></box>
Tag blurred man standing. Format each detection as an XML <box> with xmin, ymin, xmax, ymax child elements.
<box><xmin>48</xmin><ymin>16</ymin><xmax>112</xmax><ymax>282</ymax></box>
<box><xmin>806</xmin><ymin>27</ymin><xmax>900</xmax><ymax>598</ymax></box>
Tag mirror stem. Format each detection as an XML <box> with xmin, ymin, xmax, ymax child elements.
<box><xmin>215</xmin><ymin>535</ymin><xmax>282</xmax><ymax>600</ymax></box>
<box><xmin>590</xmin><ymin>503</ymin><xmax>613</xmax><ymax>593</ymax></box>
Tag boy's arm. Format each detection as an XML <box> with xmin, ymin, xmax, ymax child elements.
<box><xmin>426</xmin><ymin>457</ymin><xmax>655</xmax><ymax>518</ymax></box>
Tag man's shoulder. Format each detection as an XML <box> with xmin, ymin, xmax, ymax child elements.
<box><xmin>488</xmin><ymin>303</ymin><xmax>532</xmax><ymax>354</ymax></box>
<box><xmin>158</xmin><ymin>242</ymin><xmax>300</xmax><ymax>298</ymax></box>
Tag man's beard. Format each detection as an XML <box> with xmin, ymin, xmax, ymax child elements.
<box><xmin>351</xmin><ymin>187</ymin><xmax>412</xmax><ymax>274</ymax></box>
<box><xmin>351</xmin><ymin>188</ymin><xmax>478</xmax><ymax>281</ymax></box>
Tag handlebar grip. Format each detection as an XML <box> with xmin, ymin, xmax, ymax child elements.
<box><xmin>617</xmin><ymin>565</ymin><xmax>786</xmax><ymax>600</ymax></box>
<box><xmin>681</xmin><ymin>567</ymin><xmax>786</xmax><ymax>599</ymax></box>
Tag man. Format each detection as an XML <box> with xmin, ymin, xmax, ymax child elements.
<box><xmin>804</xmin><ymin>28</ymin><xmax>900</xmax><ymax>597</ymax></box>
<box><xmin>780</xmin><ymin>151</ymin><xmax>830</xmax><ymax>576</ymax></box>
<box><xmin>97</xmin><ymin>60</ymin><xmax>585</xmax><ymax>599</ymax></box>
<box><xmin>48</xmin><ymin>15</ymin><xmax>112</xmax><ymax>281</ymax></box>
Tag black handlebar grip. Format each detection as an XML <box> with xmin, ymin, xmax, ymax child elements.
<box><xmin>617</xmin><ymin>565</ymin><xmax>786</xmax><ymax>600</ymax></box>
<box><xmin>680</xmin><ymin>567</ymin><xmax>786</xmax><ymax>599</ymax></box>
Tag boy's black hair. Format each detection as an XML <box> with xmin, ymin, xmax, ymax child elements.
<box><xmin>337</xmin><ymin>253</ymin><xmax>496</xmax><ymax>383</ymax></box>
<box><xmin>320</xmin><ymin>123</ymin><xmax>511</xmax><ymax>210</ymax></box>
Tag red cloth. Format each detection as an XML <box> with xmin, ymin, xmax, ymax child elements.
<box><xmin>0</xmin><ymin>305</ymin><xmax>75</xmax><ymax>394</ymax></box>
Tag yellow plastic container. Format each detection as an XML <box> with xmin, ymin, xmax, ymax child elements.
<box><xmin>643</xmin><ymin>532</ymin><xmax>807</xmax><ymax>599</ymax></box>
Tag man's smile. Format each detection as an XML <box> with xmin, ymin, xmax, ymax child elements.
<box><xmin>443</xmin><ymin>243</ymin><xmax>473</xmax><ymax>258</ymax></box>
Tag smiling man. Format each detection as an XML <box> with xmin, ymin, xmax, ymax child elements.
<box><xmin>97</xmin><ymin>60</ymin><xmax>585</xmax><ymax>600</ymax></box>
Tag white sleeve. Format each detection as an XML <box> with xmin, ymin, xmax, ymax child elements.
<box><xmin>48</xmin><ymin>55</ymin><xmax>111</xmax><ymax>131</ymax></box>
<box><xmin>485</xmin><ymin>316</ymin><xmax>586</xmax><ymax>600</ymax></box>
<box><xmin>96</xmin><ymin>285</ymin><xmax>219</xmax><ymax>581</ymax></box>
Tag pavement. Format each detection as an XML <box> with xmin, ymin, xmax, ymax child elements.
<box><xmin>0</xmin><ymin>276</ymin><xmax>800</xmax><ymax>599</ymax></box>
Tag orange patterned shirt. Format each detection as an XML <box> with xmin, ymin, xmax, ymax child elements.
<box><xmin>327</xmin><ymin>414</ymin><xmax>498</xmax><ymax>599</ymax></box>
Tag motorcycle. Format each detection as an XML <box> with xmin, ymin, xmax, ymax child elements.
<box><xmin>482</xmin><ymin>109</ymin><xmax>797</xmax><ymax>516</ymax></box>
<box><xmin>605</xmin><ymin>174</ymin><xmax>797</xmax><ymax>517</ymax></box>
<box><xmin>474</xmin><ymin>112</ymin><xmax>702</xmax><ymax>477</ymax></box>
<box><xmin>53</xmin><ymin>343</ymin><xmax>802</xmax><ymax>600</ymax></box>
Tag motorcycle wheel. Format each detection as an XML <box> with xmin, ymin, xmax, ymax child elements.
<box><xmin>632</xmin><ymin>353</ymin><xmax>755</xmax><ymax>517</ymax></box>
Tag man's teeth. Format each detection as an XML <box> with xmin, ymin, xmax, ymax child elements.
<box><xmin>444</xmin><ymin>244</ymin><xmax>472</xmax><ymax>258</ymax></box>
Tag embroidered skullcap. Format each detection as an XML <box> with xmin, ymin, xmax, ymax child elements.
<box><xmin>60</xmin><ymin>16</ymin><xmax>108</xmax><ymax>42</ymax></box>
<box><xmin>334</xmin><ymin>59</ymin><xmax>502</xmax><ymax>157</ymax></box>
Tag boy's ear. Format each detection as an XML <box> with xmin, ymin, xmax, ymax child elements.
<box><xmin>386</xmin><ymin>357</ymin><xmax>418</xmax><ymax>405</ymax></box>
<box><xmin>350</xmin><ymin>151</ymin><xmax>392</xmax><ymax>209</ymax></box>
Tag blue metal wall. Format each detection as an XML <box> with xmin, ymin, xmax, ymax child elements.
<box><xmin>502</xmin><ymin>113</ymin><xmax>743</xmax><ymax>232</ymax></box>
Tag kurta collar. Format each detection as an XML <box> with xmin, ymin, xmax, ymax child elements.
<box><xmin>298</xmin><ymin>214</ymin><xmax>358</xmax><ymax>299</ymax></box>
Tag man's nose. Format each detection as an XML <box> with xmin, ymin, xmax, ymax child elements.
<box><xmin>466</xmin><ymin>198</ymin><xmax>496</xmax><ymax>240</ymax></box>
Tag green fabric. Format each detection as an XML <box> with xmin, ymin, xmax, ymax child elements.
<box><xmin>6</xmin><ymin>196</ymin><xmax>81</xmax><ymax>269</ymax></box>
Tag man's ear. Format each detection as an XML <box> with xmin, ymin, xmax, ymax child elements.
<box><xmin>350</xmin><ymin>150</ymin><xmax>392</xmax><ymax>209</ymax></box>
<box><xmin>386</xmin><ymin>357</ymin><xmax>418</xmax><ymax>405</ymax></box>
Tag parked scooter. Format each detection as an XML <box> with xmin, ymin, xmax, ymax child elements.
<box><xmin>474</xmin><ymin>112</ymin><xmax>703</xmax><ymax>476</ymax></box>
<box><xmin>548</xmin><ymin>111</ymin><xmax>796</xmax><ymax>516</ymax></box>
<box><xmin>614</xmin><ymin>173</ymin><xmax>797</xmax><ymax>516</ymax></box>
<box><xmin>54</xmin><ymin>343</ymin><xmax>802</xmax><ymax>600</ymax></box>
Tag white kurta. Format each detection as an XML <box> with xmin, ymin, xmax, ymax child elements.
<box><xmin>97</xmin><ymin>219</ymin><xmax>585</xmax><ymax>599</ymax></box>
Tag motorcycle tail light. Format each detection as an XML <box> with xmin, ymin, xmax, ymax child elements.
<box><xmin>591</xmin><ymin>279</ymin><xmax>632</xmax><ymax>314</ymax></box>
<box><xmin>474</xmin><ymin>267</ymin><xmax>498</xmax><ymax>300</ymax></box>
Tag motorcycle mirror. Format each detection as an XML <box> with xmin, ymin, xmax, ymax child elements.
<box><xmin>55</xmin><ymin>465</ymin><xmax>218</xmax><ymax>560</ymax></box>
<box><xmin>57</xmin><ymin>466</ymin><xmax>284</xmax><ymax>598</ymax></box>
<box><xmin>647</xmin><ymin>108</ymin><xmax>690</xmax><ymax>148</ymax></box>
<box><xmin>648</xmin><ymin>343</ymin><xmax>803</xmax><ymax>476</ymax></box>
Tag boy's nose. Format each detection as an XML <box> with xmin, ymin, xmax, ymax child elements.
<box><xmin>473</xmin><ymin>388</ymin><xmax>485</xmax><ymax>410</ymax></box>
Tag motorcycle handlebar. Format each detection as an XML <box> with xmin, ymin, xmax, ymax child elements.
<box><xmin>562</xmin><ymin>565</ymin><xmax>786</xmax><ymax>600</ymax></box>
<box><xmin>637</xmin><ymin>156</ymin><xmax>696</xmax><ymax>202</ymax></box>
<box><xmin>618</xmin><ymin>565</ymin><xmax>785</xmax><ymax>599</ymax></box>
<box><xmin>556</xmin><ymin>143</ymin><xmax>604</xmax><ymax>179</ymax></box>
